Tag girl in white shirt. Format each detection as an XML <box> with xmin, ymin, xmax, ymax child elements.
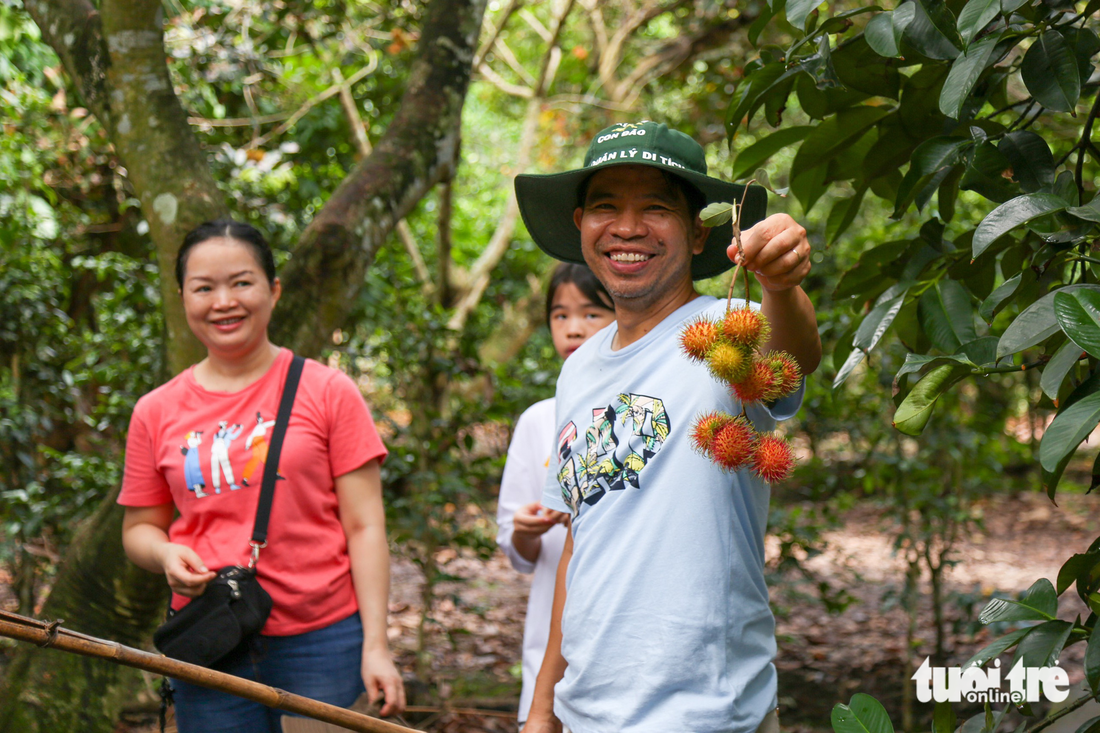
<box><xmin>496</xmin><ymin>263</ymin><xmax>615</xmax><ymax>726</ymax></box>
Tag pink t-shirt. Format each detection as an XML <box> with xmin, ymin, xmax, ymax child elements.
<box><xmin>118</xmin><ymin>348</ymin><xmax>387</xmax><ymax>636</ymax></box>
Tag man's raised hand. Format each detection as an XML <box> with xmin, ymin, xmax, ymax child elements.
<box><xmin>728</xmin><ymin>213</ymin><xmax>811</xmax><ymax>292</ymax></box>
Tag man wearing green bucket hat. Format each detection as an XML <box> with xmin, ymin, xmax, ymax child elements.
<box><xmin>515</xmin><ymin>121</ymin><xmax>820</xmax><ymax>733</ymax></box>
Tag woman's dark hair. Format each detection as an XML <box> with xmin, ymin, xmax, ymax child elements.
<box><xmin>546</xmin><ymin>262</ymin><xmax>614</xmax><ymax>328</ymax></box>
<box><xmin>175</xmin><ymin>218</ymin><xmax>277</xmax><ymax>289</ymax></box>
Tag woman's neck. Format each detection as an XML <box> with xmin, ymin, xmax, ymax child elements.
<box><xmin>193</xmin><ymin>341</ymin><xmax>282</xmax><ymax>392</ymax></box>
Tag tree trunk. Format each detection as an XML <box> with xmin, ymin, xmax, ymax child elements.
<box><xmin>0</xmin><ymin>489</ymin><xmax>167</xmax><ymax>732</ymax></box>
<box><xmin>6</xmin><ymin>0</ymin><xmax>488</xmax><ymax>728</ymax></box>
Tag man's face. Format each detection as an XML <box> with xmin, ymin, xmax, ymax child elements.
<box><xmin>573</xmin><ymin>165</ymin><xmax>706</xmax><ymax>312</ymax></box>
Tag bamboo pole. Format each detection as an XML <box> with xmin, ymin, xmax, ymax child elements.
<box><xmin>0</xmin><ymin>610</ymin><xmax>419</xmax><ymax>733</ymax></box>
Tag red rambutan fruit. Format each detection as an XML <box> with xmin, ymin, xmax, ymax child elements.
<box><xmin>680</xmin><ymin>318</ymin><xmax>720</xmax><ymax>362</ymax></box>
<box><xmin>711</xmin><ymin>417</ymin><xmax>758</xmax><ymax>470</ymax></box>
<box><xmin>707</xmin><ymin>342</ymin><xmax>753</xmax><ymax>384</ymax></box>
<box><xmin>767</xmin><ymin>351</ymin><xmax>802</xmax><ymax>399</ymax></box>
<box><xmin>731</xmin><ymin>357</ymin><xmax>781</xmax><ymax>404</ymax></box>
<box><xmin>690</xmin><ymin>411</ymin><xmax>735</xmax><ymax>456</ymax></box>
<box><xmin>721</xmin><ymin>307</ymin><xmax>771</xmax><ymax>349</ymax></box>
<box><xmin>751</xmin><ymin>434</ymin><xmax>795</xmax><ymax>483</ymax></box>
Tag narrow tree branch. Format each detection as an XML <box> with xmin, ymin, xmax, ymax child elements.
<box><xmin>272</xmin><ymin>0</ymin><xmax>488</xmax><ymax>356</ymax></box>
<box><xmin>474</xmin><ymin>0</ymin><xmax>522</xmax><ymax>68</ymax></box>
<box><xmin>252</xmin><ymin>54</ymin><xmax>378</xmax><ymax>149</ymax></box>
<box><xmin>1028</xmin><ymin>689</ymin><xmax>1100</xmax><ymax>733</ymax></box>
<box><xmin>491</xmin><ymin>37</ymin><xmax>539</xmax><ymax>89</ymax></box>
<box><xmin>438</xmin><ymin>179</ymin><xmax>455</xmax><ymax>305</ymax></box>
<box><xmin>519</xmin><ymin>8</ymin><xmax>552</xmax><ymax>42</ymax></box>
<box><xmin>334</xmin><ymin>69</ymin><xmax>433</xmax><ymax>289</ymax></box>
<box><xmin>476</xmin><ymin>61</ymin><xmax>534</xmax><ymax>97</ymax></box>
<box><xmin>448</xmin><ymin>0</ymin><xmax>574</xmax><ymax>331</ymax></box>
<box><xmin>1075</xmin><ymin>92</ymin><xmax>1100</xmax><ymax>196</ymax></box>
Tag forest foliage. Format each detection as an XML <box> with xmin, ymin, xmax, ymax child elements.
<box><xmin>1</xmin><ymin>0</ymin><xmax>1098</xmax><ymax>728</ymax></box>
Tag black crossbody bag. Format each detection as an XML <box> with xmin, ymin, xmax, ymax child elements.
<box><xmin>152</xmin><ymin>354</ymin><xmax>305</xmax><ymax>668</ymax></box>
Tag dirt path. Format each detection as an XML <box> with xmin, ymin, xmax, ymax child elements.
<box><xmin>4</xmin><ymin>491</ymin><xmax>1095</xmax><ymax>732</ymax></box>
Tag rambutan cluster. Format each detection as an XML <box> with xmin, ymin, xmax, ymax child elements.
<box><xmin>678</xmin><ymin>307</ymin><xmax>802</xmax><ymax>406</ymax></box>
<box><xmin>679</xmin><ymin>306</ymin><xmax>802</xmax><ymax>483</ymax></box>
<box><xmin>688</xmin><ymin>410</ymin><xmax>794</xmax><ymax>481</ymax></box>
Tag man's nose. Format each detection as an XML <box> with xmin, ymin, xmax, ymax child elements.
<box><xmin>609</xmin><ymin>206</ymin><xmax>646</xmax><ymax>238</ymax></box>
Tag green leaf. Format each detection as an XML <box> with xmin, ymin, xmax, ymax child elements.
<box><xmin>833</xmin><ymin>348</ymin><xmax>866</xmax><ymax>389</ymax></box>
<box><xmin>919</xmin><ymin>280</ymin><xmax>978</xmax><ymax>352</ymax></box>
<box><xmin>866</xmin><ymin>12</ymin><xmax>900</xmax><ymax>57</ymax></box>
<box><xmin>940</xmin><ymin>34</ymin><xmax>1002</xmax><ymax>119</ymax></box>
<box><xmin>1015</xmin><ymin>619</ymin><xmax>1073</xmax><ymax>668</ymax></box>
<box><xmin>904</xmin><ymin>0</ymin><xmax>961</xmax><ymax>60</ymax></box>
<box><xmin>1066</xmin><ymin>195</ymin><xmax>1100</xmax><ymax>223</ymax></box>
<box><xmin>933</xmin><ymin>702</ymin><xmax>956</xmax><ymax>733</ymax></box>
<box><xmin>1041</xmin><ymin>339</ymin><xmax>1083</xmax><ymax>401</ymax></box>
<box><xmin>893</xmin><ymin>363</ymin><xmax>970</xmax><ymax>435</ymax></box>
<box><xmin>787</xmin><ymin>0</ymin><xmax>822</xmax><ymax>33</ymax></box>
<box><xmin>961</xmin><ymin>142</ymin><xmax>1017</xmax><ymax>203</ymax></box>
<box><xmin>1087</xmin><ymin>625</ymin><xmax>1100</xmax><ymax>693</ymax></box>
<box><xmin>973</xmin><ymin>193</ymin><xmax>1068</xmax><ymax>259</ymax></box>
<box><xmin>979</xmin><ymin>272</ymin><xmax>1021</xmax><ymax>322</ymax></box>
<box><xmin>732</xmin><ymin>127</ymin><xmax>813</xmax><ymax>182</ymax></box>
<box><xmin>700</xmin><ymin>202</ymin><xmax>734</xmax><ymax>227</ymax></box>
<box><xmin>826</xmin><ymin>187</ymin><xmax>868</xmax><ymax>245</ymax></box>
<box><xmin>895</xmin><ymin>136</ymin><xmax>969</xmax><ymax>216</ymax></box>
<box><xmin>957</xmin><ymin>0</ymin><xmax>1002</xmax><ymax>46</ymax></box>
<box><xmin>792</xmin><ymin>105</ymin><xmax>893</xmax><ymax>178</ymax></box>
<box><xmin>979</xmin><ymin>579</ymin><xmax>1058</xmax><ymax>624</ymax></box>
<box><xmin>1054</xmin><ymin>289</ymin><xmax>1100</xmax><ymax>359</ymax></box>
<box><xmin>855</xmin><ymin>293</ymin><xmax>907</xmax><ymax>352</ymax></box>
<box><xmin>832</xmin><ymin>693</ymin><xmax>895</xmax><ymax>733</ymax></box>
<box><xmin>1040</xmin><ymin>390</ymin><xmax>1100</xmax><ymax>473</ymax></box>
<box><xmin>1073</xmin><ymin>716</ymin><xmax>1100</xmax><ymax>733</ymax></box>
<box><xmin>727</xmin><ymin>63</ymin><xmax>788</xmax><ymax>138</ymax></box>
<box><xmin>1021</xmin><ymin>31</ymin><xmax>1081</xmax><ymax>113</ymax></box>
<box><xmin>962</xmin><ymin>627</ymin><xmax>1033</xmax><ymax>669</ymax></box>
<box><xmin>1056</xmin><ymin>551</ymin><xmax>1100</xmax><ymax>595</ymax></box>
<box><xmin>1061</xmin><ymin>27</ymin><xmax>1100</xmax><ymax>82</ymax></box>
<box><xmin>996</xmin><ymin>284</ymin><xmax>1100</xmax><ymax>359</ymax></box>
<box><xmin>998</xmin><ymin>131</ymin><xmax>1055</xmax><ymax>193</ymax></box>
<box><xmin>833</xmin><ymin>36</ymin><xmax>902</xmax><ymax>98</ymax></box>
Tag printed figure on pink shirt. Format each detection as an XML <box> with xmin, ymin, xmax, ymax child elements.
<box><xmin>180</xmin><ymin>431</ymin><xmax>208</xmax><ymax>499</ymax></box>
<box><xmin>210</xmin><ymin>420</ymin><xmax>243</xmax><ymax>494</ymax></box>
<box><xmin>242</xmin><ymin>411</ymin><xmax>276</xmax><ymax>486</ymax></box>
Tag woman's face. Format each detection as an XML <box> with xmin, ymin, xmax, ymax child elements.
<box><xmin>180</xmin><ymin>237</ymin><xmax>281</xmax><ymax>359</ymax></box>
<box><xmin>549</xmin><ymin>281</ymin><xmax>615</xmax><ymax>360</ymax></box>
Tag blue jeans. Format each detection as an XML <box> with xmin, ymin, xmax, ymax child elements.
<box><xmin>171</xmin><ymin>613</ymin><xmax>365</xmax><ymax>733</ymax></box>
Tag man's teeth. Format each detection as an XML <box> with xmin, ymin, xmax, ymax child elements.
<box><xmin>610</xmin><ymin>252</ymin><xmax>651</xmax><ymax>263</ymax></box>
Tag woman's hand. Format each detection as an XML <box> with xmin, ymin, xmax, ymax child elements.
<box><xmin>513</xmin><ymin>502</ymin><xmax>568</xmax><ymax>539</ymax></box>
<box><xmin>158</xmin><ymin>543</ymin><xmax>217</xmax><ymax>598</ymax></box>
<box><xmin>521</xmin><ymin>713</ymin><xmax>563</xmax><ymax>733</ymax></box>
<box><xmin>362</xmin><ymin>646</ymin><xmax>406</xmax><ymax>716</ymax></box>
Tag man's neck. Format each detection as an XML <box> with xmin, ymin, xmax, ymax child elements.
<box><xmin>612</xmin><ymin>284</ymin><xmax>699</xmax><ymax>350</ymax></box>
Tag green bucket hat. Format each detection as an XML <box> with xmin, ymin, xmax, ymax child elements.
<box><xmin>514</xmin><ymin>121</ymin><xmax>767</xmax><ymax>280</ymax></box>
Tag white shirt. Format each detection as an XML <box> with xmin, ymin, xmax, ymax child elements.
<box><xmin>496</xmin><ymin>397</ymin><xmax>568</xmax><ymax>724</ymax></box>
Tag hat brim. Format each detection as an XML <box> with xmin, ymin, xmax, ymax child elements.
<box><xmin>515</xmin><ymin>162</ymin><xmax>767</xmax><ymax>280</ymax></box>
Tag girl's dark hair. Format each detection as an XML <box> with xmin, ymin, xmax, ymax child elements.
<box><xmin>175</xmin><ymin>218</ymin><xmax>277</xmax><ymax>288</ymax></box>
<box><xmin>546</xmin><ymin>262</ymin><xmax>614</xmax><ymax>328</ymax></box>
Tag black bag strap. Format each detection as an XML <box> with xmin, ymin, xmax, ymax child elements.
<box><xmin>249</xmin><ymin>354</ymin><xmax>304</xmax><ymax>559</ymax></box>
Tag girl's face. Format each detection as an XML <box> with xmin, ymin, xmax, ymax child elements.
<box><xmin>180</xmin><ymin>237</ymin><xmax>281</xmax><ymax>360</ymax></box>
<box><xmin>549</xmin><ymin>281</ymin><xmax>615</xmax><ymax>360</ymax></box>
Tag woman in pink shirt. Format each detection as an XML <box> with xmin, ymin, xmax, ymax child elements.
<box><xmin>118</xmin><ymin>219</ymin><xmax>405</xmax><ymax>732</ymax></box>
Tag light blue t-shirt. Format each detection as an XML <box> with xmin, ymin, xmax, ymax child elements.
<box><xmin>542</xmin><ymin>295</ymin><xmax>804</xmax><ymax>733</ymax></box>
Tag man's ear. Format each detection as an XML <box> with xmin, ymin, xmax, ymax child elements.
<box><xmin>573</xmin><ymin>207</ymin><xmax>584</xmax><ymax>230</ymax></box>
<box><xmin>691</xmin><ymin>218</ymin><xmax>709</xmax><ymax>256</ymax></box>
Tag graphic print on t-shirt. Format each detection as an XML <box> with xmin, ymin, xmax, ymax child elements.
<box><xmin>180</xmin><ymin>431</ymin><xmax>207</xmax><ymax>498</ymax></box>
<box><xmin>210</xmin><ymin>421</ymin><xmax>244</xmax><ymax>494</ymax></box>
<box><xmin>242</xmin><ymin>411</ymin><xmax>276</xmax><ymax>486</ymax></box>
<box><xmin>556</xmin><ymin>392</ymin><xmax>669</xmax><ymax>516</ymax></box>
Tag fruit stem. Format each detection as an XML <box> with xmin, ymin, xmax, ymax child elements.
<box><xmin>727</xmin><ymin>180</ymin><xmax>757</xmax><ymax>311</ymax></box>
